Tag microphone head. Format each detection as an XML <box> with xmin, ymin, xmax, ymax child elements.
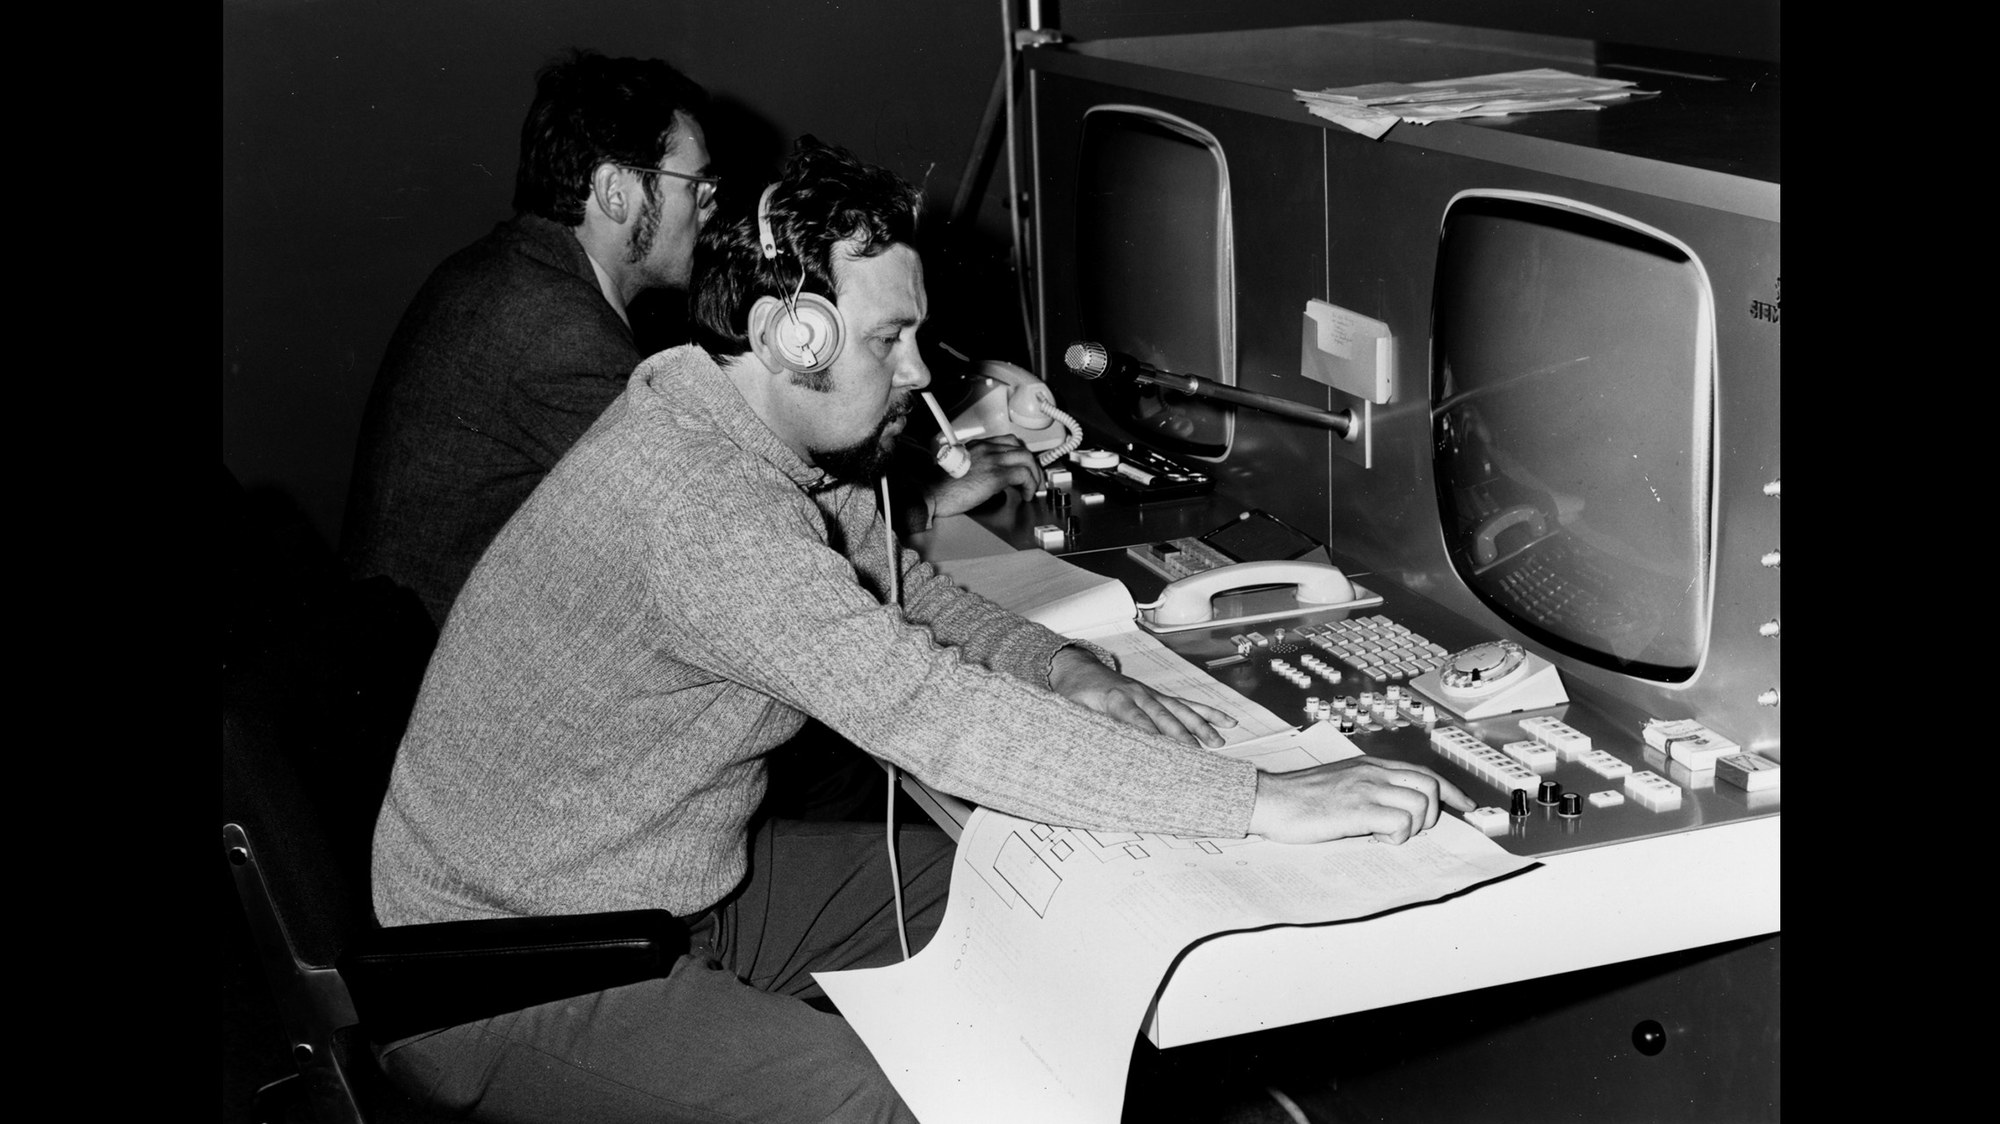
<box><xmin>1063</xmin><ymin>341</ymin><xmax>1109</xmax><ymax>380</ymax></box>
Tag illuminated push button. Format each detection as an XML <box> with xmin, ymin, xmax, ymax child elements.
<box><xmin>1717</xmin><ymin>752</ymin><xmax>1781</xmax><ymax>791</ymax></box>
<box><xmin>1502</xmin><ymin>739</ymin><xmax>1559</xmax><ymax>772</ymax></box>
<box><xmin>1580</xmin><ymin>750</ymin><xmax>1632</xmax><ymax>779</ymax></box>
<box><xmin>1624</xmin><ymin>770</ymin><xmax>1683</xmax><ymax>812</ymax></box>
<box><xmin>1464</xmin><ymin>807</ymin><xmax>1511</xmax><ymax>836</ymax></box>
<box><xmin>1558</xmin><ymin>792</ymin><xmax>1583</xmax><ymax>818</ymax></box>
<box><xmin>1586</xmin><ymin>790</ymin><xmax>1625</xmax><ymax>809</ymax></box>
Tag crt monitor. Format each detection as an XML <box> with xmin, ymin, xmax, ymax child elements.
<box><xmin>1071</xmin><ymin>106</ymin><xmax>1236</xmax><ymax>460</ymax></box>
<box><xmin>1430</xmin><ymin>192</ymin><xmax>1714</xmax><ymax>683</ymax></box>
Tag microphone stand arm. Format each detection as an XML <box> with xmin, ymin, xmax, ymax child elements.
<box><xmin>1132</xmin><ymin>370</ymin><xmax>1355</xmax><ymax>438</ymax></box>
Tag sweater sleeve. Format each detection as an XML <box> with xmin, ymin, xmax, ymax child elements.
<box><xmin>648</xmin><ymin>465</ymin><xmax>1257</xmax><ymax>839</ymax></box>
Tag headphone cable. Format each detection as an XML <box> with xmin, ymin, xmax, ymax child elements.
<box><xmin>879</xmin><ymin>474</ymin><xmax>913</xmax><ymax>962</ymax></box>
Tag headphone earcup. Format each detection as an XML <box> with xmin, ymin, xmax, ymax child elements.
<box><xmin>766</xmin><ymin>292</ymin><xmax>843</xmax><ymax>374</ymax></box>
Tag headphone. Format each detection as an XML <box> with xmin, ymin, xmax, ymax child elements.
<box><xmin>756</xmin><ymin>182</ymin><xmax>844</xmax><ymax>374</ymax></box>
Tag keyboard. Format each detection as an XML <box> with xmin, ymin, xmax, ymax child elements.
<box><xmin>1297</xmin><ymin>615</ymin><xmax>1451</xmax><ymax>682</ymax></box>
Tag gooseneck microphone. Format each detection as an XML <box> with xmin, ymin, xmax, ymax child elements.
<box><xmin>1063</xmin><ymin>341</ymin><xmax>1355</xmax><ymax>437</ymax></box>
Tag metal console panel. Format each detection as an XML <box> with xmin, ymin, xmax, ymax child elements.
<box><xmin>1025</xmin><ymin>21</ymin><xmax>1779</xmax><ymax>760</ymax></box>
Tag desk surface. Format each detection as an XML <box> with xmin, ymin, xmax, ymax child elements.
<box><xmin>907</xmin><ymin>498</ymin><xmax>1779</xmax><ymax>1048</ymax></box>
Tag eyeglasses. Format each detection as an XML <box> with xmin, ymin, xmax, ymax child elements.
<box><xmin>614</xmin><ymin>164</ymin><xmax>722</xmax><ymax>207</ymax></box>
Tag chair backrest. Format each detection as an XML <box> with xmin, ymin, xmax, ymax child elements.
<box><xmin>223</xmin><ymin>470</ymin><xmax>439</xmax><ymax>1121</ymax></box>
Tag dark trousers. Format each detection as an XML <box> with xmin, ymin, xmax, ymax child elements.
<box><xmin>378</xmin><ymin>816</ymin><xmax>956</xmax><ymax>1123</ymax></box>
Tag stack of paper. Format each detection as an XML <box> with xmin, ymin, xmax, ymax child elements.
<box><xmin>1295</xmin><ymin>67</ymin><xmax>1653</xmax><ymax>139</ymax></box>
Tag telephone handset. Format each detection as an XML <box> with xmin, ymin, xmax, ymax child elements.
<box><xmin>1135</xmin><ymin>560</ymin><xmax>1381</xmax><ymax>633</ymax></box>
<box><xmin>934</xmin><ymin>360</ymin><xmax>1084</xmax><ymax>469</ymax></box>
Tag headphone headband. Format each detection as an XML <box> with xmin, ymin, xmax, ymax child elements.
<box><xmin>757</xmin><ymin>182</ymin><xmax>782</xmax><ymax>261</ymax></box>
<box><xmin>753</xmin><ymin>179</ymin><xmax>842</xmax><ymax>374</ymax></box>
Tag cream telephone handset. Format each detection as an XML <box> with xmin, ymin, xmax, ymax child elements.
<box><xmin>1136</xmin><ymin>560</ymin><xmax>1383</xmax><ymax>633</ymax></box>
<box><xmin>926</xmin><ymin>360</ymin><xmax>1084</xmax><ymax>477</ymax></box>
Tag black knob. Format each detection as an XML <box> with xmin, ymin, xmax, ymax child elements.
<box><xmin>1509</xmin><ymin>789</ymin><xmax>1531</xmax><ymax>817</ymax></box>
<box><xmin>1538</xmin><ymin>780</ymin><xmax>1562</xmax><ymax>806</ymax></box>
<box><xmin>1632</xmin><ymin>1020</ymin><xmax>1666</xmax><ymax>1056</ymax></box>
<box><xmin>1559</xmin><ymin>792</ymin><xmax>1582</xmax><ymax>818</ymax></box>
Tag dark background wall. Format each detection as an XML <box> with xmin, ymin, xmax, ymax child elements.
<box><xmin>221</xmin><ymin>0</ymin><xmax>1779</xmax><ymax>550</ymax></box>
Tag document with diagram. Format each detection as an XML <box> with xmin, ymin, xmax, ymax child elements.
<box><xmin>817</xmin><ymin>722</ymin><xmax>1537</xmax><ymax>1124</ymax></box>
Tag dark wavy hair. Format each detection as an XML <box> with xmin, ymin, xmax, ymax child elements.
<box><xmin>512</xmin><ymin>49</ymin><xmax>709</xmax><ymax>226</ymax></box>
<box><xmin>691</xmin><ymin>137</ymin><xmax>922</xmax><ymax>360</ymax></box>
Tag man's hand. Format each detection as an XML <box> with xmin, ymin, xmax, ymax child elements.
<box><xmin>924</xmin><ymin>435</ymin><xmax>1045</xmax><ymax>520</ymax></box>
<box><xmin>1048</xmin><ymin>646</ymin><xmax>1236</xmax><ymax>747</ymax></box>
<box><xmin>1247</xmin><ymin>756</ymin><xmax>1476</xmax><ymax>845</ymax></box>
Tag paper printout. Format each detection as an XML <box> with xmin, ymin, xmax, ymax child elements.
<box><xmin>816</xmin><ymin>776</ymin><xmax>1535</xmax><ymax>1124</ymax></box>
<box><xmin>1294</xmin><ymin>68</ymin><xmax>1652</xmax><ymax>139</ymax></box>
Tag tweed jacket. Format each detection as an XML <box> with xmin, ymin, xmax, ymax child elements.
<box><xmin>341</xmin><ymin>214</ymin><xmax>642</xmax><ymax>625</ymax></box>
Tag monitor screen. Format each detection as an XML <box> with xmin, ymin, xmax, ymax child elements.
<box><xmin>1430</xmin><ymin>194</ymin><xmax>1713</xmax><ymax>681</ymax></box>
<box><xmin>1073</xmin><ymin>107</ymin><xmax>1235</xmax><ymax>459</ymax></box>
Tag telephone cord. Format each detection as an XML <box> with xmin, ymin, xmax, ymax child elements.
<box><xmin>1038</xmin><ymin>405</ymin><xmax>1084</xmax><ymax>466</ymax></box>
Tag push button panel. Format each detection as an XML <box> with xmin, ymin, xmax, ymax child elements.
<box><xmin>1129</xmin><ymin>594</ymin><xmax>1780</xmax><ymax>859</ymax></box>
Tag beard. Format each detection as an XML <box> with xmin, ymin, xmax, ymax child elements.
<box><xmin>811</xmin><ymin>395</ymin><xmax>913</xmax><ymax>484</ymax></box>
<box><xmin>625</xmin><ymin>181</ymin><xmax>663</xmax><ymax>266</ymax></box>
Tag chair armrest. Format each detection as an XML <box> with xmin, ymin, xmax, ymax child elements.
<box><xmin>338</xmin><ymin>908</ymin><xmax>688</xmax><ymax>1043</ymax></box>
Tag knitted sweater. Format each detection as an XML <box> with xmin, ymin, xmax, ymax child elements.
<box><xmin>370</xmin><ymin>345</ymin><xmax>1259</xmax><ymax>926</ymax></box>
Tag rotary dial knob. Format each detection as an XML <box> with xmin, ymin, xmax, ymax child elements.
<box><xmin>1438</xmin><ymin>640</ymin><xmax>1528</xmax><ymax>692</ymax></box>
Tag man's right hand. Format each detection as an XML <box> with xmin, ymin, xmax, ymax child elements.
<box><xmin>924</xmin><ymin>434</ymin><xmax>1045</xmax><ymax>519</ymax></box>
<box><xmin>1247</xmin><ymin>756</ymin><xmax>1475</xmax><ymax>845</ymax></box>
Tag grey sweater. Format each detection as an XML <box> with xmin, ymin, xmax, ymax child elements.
<box><xmin>371</xmin><ymin>345</ymin><xmax>1259</xmax><ymax>926</ymax></box>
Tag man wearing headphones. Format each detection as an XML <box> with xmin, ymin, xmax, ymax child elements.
<box><xmin>368</xmin><ymin>137</ymin><xmax>1470</xmax><ymax>1122</ymax></box>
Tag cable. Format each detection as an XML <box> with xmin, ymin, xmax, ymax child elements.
<box><xmin>1038</xmin><ymin>404</ymin><xmax>1083</xmax><ymax>466</ymax></box>
<box><xmin>887</xmin><ymin>765</ymin><xmax>910</xmax><ymax>962</ymax></box>
<box><xmin>878</xmin><ymin>474</ymin><xmax>913</xmax><ymax>961</ymax></box>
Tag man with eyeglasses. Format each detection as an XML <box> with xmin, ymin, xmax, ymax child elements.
<box><xmin>344</xmin><ymin>49</ymin><xmax>1044</xmax><ymax>641</ymax></box>
<box><xmin>342</xmin><ymin>49</ymin><xmax>718</xmax><ymax>629</ymax></box>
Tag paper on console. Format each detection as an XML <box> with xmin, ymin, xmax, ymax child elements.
<box><xmin>817</xmin><ymin>721</ymin><xmax>1537</xmax><ymax>1123</ymax></box>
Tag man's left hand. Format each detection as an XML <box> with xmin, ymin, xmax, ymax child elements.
<box><xmin>1048</xmin><ymin>646</ymin><xmax>1236</xmax><ymax>748</ymax></box>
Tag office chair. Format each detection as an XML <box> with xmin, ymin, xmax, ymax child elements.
<box><xmin>223</xmin><ymin>474</ymin><xmax>687</xmax><ymax>1123</ymax></box>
